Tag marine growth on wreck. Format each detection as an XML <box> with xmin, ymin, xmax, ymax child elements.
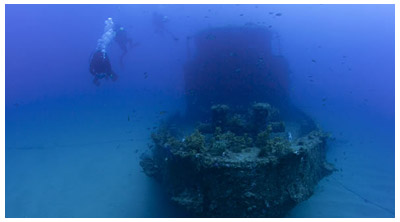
<box><xmin>140</xmin><ymin>103</ymin><xmax>335</xmax><ymax>217</ymax></box>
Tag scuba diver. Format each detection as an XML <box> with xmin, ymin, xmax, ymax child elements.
<box><xmin>89</xmin><ymin>18</ymin><xmax>118</xmax><ymax>86</ymax></box>
<box><xmin>114</xmin><ymin>24</ymin><xmax>139</xmax><ymax>68</ymax></box>
<box><xmin>152</xmin><ymin>12</ymin><xmax>179</xmax><ymax>41</ymax></box>
<box><xmin>89</xmin><ymin>50</ymin><xmax>118</xmax><ymax>86</ymax></box>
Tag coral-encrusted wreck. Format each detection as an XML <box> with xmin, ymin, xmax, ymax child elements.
<box><xmin>140</xmin><ymin>103</ymin><xmax>335</xmax><ymax>217</ymax></box>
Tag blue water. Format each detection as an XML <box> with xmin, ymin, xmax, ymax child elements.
<box><xmin>5</xmin><ymin>4</ymin><xmax>394</xmax><ymax>218</ymax></box>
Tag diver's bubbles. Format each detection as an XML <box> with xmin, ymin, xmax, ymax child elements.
<box><xmin>96</xmin><ymin>17</ymin><xmax>116</xmax><ymax>55</ymax></box>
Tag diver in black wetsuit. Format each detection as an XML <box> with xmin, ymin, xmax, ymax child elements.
<box><xmin>114</xmin><ymin>25</ymin><xmax>137</xmax><ymax>67</ymax></box>
<box><xmin>89</xmin><ymin>18</ymin><xmax>118</xmax><ymax>86</ymax></box>
<box><xmin>89</xmin><ymin>50</ymin><xmax>118</xmax><ymax>86</ymax></box>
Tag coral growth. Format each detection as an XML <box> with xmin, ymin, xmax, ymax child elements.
<box><xmin>184</xmin><ymin>129</ymin><xmax>206</xmax><ymax>153</ymax></box>
<box><xmin>140</xmin><ymin>102</ymin><xmax>333</xmax><ymax>217</ymax></box>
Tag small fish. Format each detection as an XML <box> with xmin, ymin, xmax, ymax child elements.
<box><xmin>14</xmin><ymin>103</ymin><xmax>19</xmax><ymax>108</ymax></box>
<box><xmin>159</xmin><ymin>111</ymin><xmax>167</xmax><ymax>115</ymax></box>
<box><xmin>144</xmin><ymin>72</ymin><xmax>148</xmax><ymax>79</ymax></box>
<box><xmin>128</xmin><ymin>116</ymin><xmax>130</xmax><ymax>121</ymax></box>
<box><xmin>269</xmin><ymin>12</ymin><xmax>274</xmax><ymax>15</ymax></box>
<box><xmin>275</xmin><ymin>13</ymin><xmax>282</xmax><ymax>16</ymax></box>
<box><xmin>268</xmin><ymin>25</ymin><xmax>272</xmax><ymax>28</ymax></box>
<box><xmin>240</xmin><ymin>14</ymin><xmax>244</xmax><ymax>16</ymax></box>
<box><xmin>322</xmin><ymin>97</ymin><xmax>327</xmax><ymax>102</ymax></box>
<box><xmin>135</xmin><ymin>149</ymin><xmax>138</xmax><ymax>153</ymax></box>
<box><xmin>307</xmin><ymin>75</ymin><xmax>313</xmax><ymax>78</ymax></box>
<box><xmin>312</xmin><ymin>59</ymin><xmax>316</xmax><ymax>63</ymax></box>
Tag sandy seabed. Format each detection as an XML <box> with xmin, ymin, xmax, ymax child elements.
<box><xmin>5</xmin><ymin>94</ymin><xmax>394</xmax><ymax>218</ymax></box>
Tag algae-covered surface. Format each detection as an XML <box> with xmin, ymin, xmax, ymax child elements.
<box><xmin>140</xmin><ymin>103</ymin><xmax>335</xmax><ymax>217</ymax></box>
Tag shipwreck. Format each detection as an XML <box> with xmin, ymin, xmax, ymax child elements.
<box><xmin>140</xmin><ymin>25</ymin><xmax>334</xmax><ymax>217</ymax></box>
